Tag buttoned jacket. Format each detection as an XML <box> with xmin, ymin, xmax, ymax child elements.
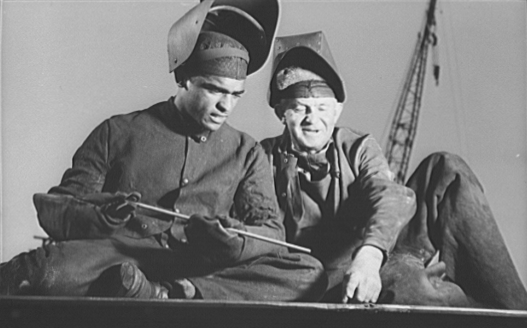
<box><xmin>40</xmin><ymin>97</ymin><xmax>284</xmax><ymax>264</ymax></box>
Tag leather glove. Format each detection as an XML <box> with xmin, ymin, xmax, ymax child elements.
<box><xmin>184</xmin><ymin>214</ymin><xmax>245</xmax><ymax>265</ymax></box>
<box><xmin>33</xmin><ymin>191</ymin><xmax>140</xmax><ymax>241</ymax></box>
<box><xmin>81</xmin><ymin>191</ymin><xmax>141</xmax><ymax>224</ymax></box>
<box><xmin>215</xmin><ymin>215</ymin><xmax>246</xmax><ymax>231</ymax></box>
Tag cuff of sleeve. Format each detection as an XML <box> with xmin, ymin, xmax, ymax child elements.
<box><xmin>353</xmin><ymin>242</ymin><xmax>388</xmax><ymax>266</ymax></box>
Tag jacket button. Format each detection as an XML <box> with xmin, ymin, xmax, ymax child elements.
<box><xmin>181</xmin><ymin>238</ymin><xmax>188</xmax><ymax>244</ymax></box>
<box><xmin>141</xmin><ymin>224</ymin><xmax>148</xmax><ymax>230</ymax></box>
<box><xmin>281</xmin><ymin>192</ymin><xmax>287</xmax><ymax>198</ymax></box>
<box><xmin>200</xmin><ymin>136</ymin><xmax>207</xmax><ymax>142</ymax></box>
<box><xmin>181</xmin><ymin>178</ymin><xmax>189</xmax><ymax>186</ymax></box>
<box><xmin>283</xmin><ymin>158</ymin><xmax>288</xmax><ymax>163</ymax></box>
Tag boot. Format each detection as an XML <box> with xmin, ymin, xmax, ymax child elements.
<box><xmin>0</xmin><ymin>255</ymin><xmax>35</xmax><ymax>295</ymax></box>
<box><xmin>378</xmin><ymin>253</ymin><xmax>472</xmax><ymax>307</ymax></box>
<box><xmin>116</xmin><ymin>262</ymin><xmax>168</xmax><ymax>299</ymax></box>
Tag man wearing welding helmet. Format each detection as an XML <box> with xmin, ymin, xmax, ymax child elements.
<box><xmin>0</xmin><ymin>1</ymin><xmax>326</xmax><ymax>301</ymax></box>
<box><xmin>261</xmin><ymin>31</ymin><xmax>527</xmax><ymax>309</ymax></box>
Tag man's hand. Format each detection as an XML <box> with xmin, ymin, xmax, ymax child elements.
<box><xmin>82</xmin><ymin>191</ymin><xmax>141</xmax><ymax>223</ymax></box>
<box><xmin>342</xmin><ymin>245</ymin><xmax>384</xmax><ymax>303</ymax></box>
<box><xmin>184</xmin><ymin>215</ymin><xmax>245</xmax><ymax>264</ymax></box>
<box><xmin>185</xmin><ymin>214</ymin><xmax>241</xmax><ymax>239</ymax></box>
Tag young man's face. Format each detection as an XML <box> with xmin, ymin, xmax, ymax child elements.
<box><xmin>279</xmin><ymin>97</ymin><xmax>343</xmax><ymax>153</ymax></box>
<box><xmin>178</xmin><ymin>75</ymin><xmax>246</xmax><ymax>131</ymax></box>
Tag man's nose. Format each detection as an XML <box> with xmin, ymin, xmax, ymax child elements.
<box><xmin>217</xmin><ymin>95</ymin><xmax>235</xmax><ymax>113</ymax></box>
<box><xmin>303</xmin><ymin>108</ymin><xmax>318</xmax><ymax>123</ymax></box>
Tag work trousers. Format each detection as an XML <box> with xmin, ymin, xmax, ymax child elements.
<box><xmin>0</xmin><ymin>234</ymin><xmax>326</xmax><ymax>301</ymax></box>
<box><xmin>380</xmin><ymin>152</ymin><xmax>527</xmax><ymax>309</ymax></box>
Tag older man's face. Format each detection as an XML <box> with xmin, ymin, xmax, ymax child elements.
<box><xmin>280</xmin><ymin>97</ymin><xmax>343</xmax><ymax>153</ymax></box>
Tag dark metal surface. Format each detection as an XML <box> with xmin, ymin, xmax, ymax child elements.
<box><xmin>1</xmin><ymin>296</ymin><xmax>527</xmax><ymax>328</ymax></box>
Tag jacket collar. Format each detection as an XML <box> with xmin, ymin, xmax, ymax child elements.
<box><xmin>278</xmin><ymin>128</ymin><xmax>340</xmax><ymax>180</ymax></box>
<box><xmin>275</xmin><ymin>128</ymin><xmax>342</xmax><ymax>225</ymax></box>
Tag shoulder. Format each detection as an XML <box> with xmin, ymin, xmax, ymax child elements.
<box><xmin>333</xmin><ymin>126</ymin><xmax>385</xmax><ymax>159</ymax></box>
<box><xmin>105</xmin><ymin>100</ymin><xmax>168</xmax><ymax>129</ymax></box>
<box><xmin>219</xmin><ymin>123</ymin><xmax>257</xmax><ymax>144</ymax></box>
<box><xmin>79</xmin><ymin>100</ymin><xmax>170</xmax><ymax>147</ymax></box>
<box><xmin>334</xmin><ymin>126</ymin><xmax>368</xmax><ymax>141</ymax></box>
<box><xmin>260</xmin><ymin>134</ymin><xmax>283</xmax><ymax>155</ymax></box>
<box><xmin>334</xmin><ymin>126</ymin><xmax>380</xmax><ymax>146</ymax></box>
<box><xmin>214</xmin><ymin>123</ymin><xmax>265</xmax><ymax>158</ymax></box>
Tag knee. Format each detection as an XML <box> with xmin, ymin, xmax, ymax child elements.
<box><xmin>291</xmin><ymin>253</ymin><xmax>328</xmax><ymax>301</ymax></box>
<box><xmin>11</xmin><ymin>246</ymin><xmax>85</xmax><ymax>296</ymax></box>
<box><xmin>0</xmin><ymin>248</ymin><xmax>58</xmax><ymax>296</ymax></box>
<box><xmin>426</xmin><ymin>152</ymin><xmax>468</xmax><ymax>172</ymax></box>
<box><xmin>292</xmin><ymin>253</ymin><xmax>325</xmax><ymax>280</ymax></box>
<box><xmin>424</xmin><ymin>152</ymin><xmax>483</xmax><ymax>189</ymax></box>
<box><xmin>21</xmin><ymin>247</ymin><xmax>66</xmax><ymax>295</ymax></box>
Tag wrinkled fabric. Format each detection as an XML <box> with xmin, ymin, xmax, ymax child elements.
<box><xmin>261</xmin><ymin>127</ymin><xmax>416</xmax><ymax>290</ymax></box>
<box><xmin>48</xmin><ymin>97</ymin><xmax>284</xmax><ymax>261</ymax></box>
<box><xmin>0</xmin><ymin>98</ymin><xmax>327</xmax><ymax>300</ymax></box>
<box><xmin>33</xmin><ymin>193</ymin><xmax>125</xmax><ymax>241</ymax></box>
<box><xmin>379</xmin><ymin>253</ymin><xmax>471</xmax><ymax>307</ymax></box>
<box><xmin>263</xmin><ymin>128</ymin><xmax>527</xmax><ymax>309</ymax></box>
<box><xmin>380</xmin><ymin>152</ymin><xmax>527</xmax><ymax>310</ymax></box>
<box><xmin>191</xmin><ymin>251</ymin><xmax>327</xmax><ymax>301</ymax></box>
<box><xmin>0</xmin><ymin>236</ymin><xmax>326</xmax><ymax>300</ymax></box>
<box><xmin>184</xmin><ymin>214</ymin><xmax>245</xmax><ymax>266</ymax></box>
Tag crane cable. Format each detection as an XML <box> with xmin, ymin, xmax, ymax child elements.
<box><xmin>438</xmin><ymin>0</ymin><xmax>471</xmax><ymax>162</ymax></box>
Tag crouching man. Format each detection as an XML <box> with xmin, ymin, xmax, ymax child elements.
<box><xmin>261</xmin><ymin>31</ymin><xmax>527</xmax><ymax>309</ymax></box>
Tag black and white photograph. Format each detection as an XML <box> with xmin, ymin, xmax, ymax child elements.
<box><xmin>1</xmin><ymin>0</ymin><xmax>526</xmax><ymax>326</ymax></box>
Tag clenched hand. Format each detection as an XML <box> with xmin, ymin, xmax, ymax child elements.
<box><xmin>184</xmin><ymin>215</ymin><xmax>245</xmax><ymax>265</ymax></box>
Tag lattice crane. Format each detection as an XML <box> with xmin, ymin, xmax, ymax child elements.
<box><xmin>385</xmin><ymin>0</ymin><xmax>439</xmax><ymax>184</ymax></box>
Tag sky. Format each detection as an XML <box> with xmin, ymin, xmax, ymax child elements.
<box><xmin>1</xmin><ymin>0</ymin><xmax>526</xmax><ymax>284</ymax></box>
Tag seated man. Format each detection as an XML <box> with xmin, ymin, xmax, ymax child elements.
<box><xmin>0</xmin><ymin>1</ymin><xmax>326</xmax><ymax>301</ymax></box>
<box><xmin>261</xmin><ymin>31</ymin><xmax>527</xmax><ymax>309</ymax></box>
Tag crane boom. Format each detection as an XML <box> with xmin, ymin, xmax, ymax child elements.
<box><xmin>385</xmin><ymin>0</ymin><xmax>438</xmax><ymax>184</ymax></box>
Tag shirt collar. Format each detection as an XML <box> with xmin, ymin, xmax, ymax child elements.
<box><xmin>280</xmin><ymin>130</ymin><xmax>334</xmax><ymax>181</ymax></box>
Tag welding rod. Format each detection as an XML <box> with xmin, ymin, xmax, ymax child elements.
<box><xmin>134</xmin><ymin>202</ymin><xmax>311</xmax><ymax>253</ymax></box>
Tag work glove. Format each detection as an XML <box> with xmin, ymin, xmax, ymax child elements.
<box><xmin>33</xmin><ymin>191</ymin><xmax>141</xmax><ymax>241</ymax></box>
<box><xmin>81</xmin><ymin>191</ymin><xmax>141</xmax><ymax>224</ymax></box>
<box><xmin>184</xmin><ymin>214</ymin><xmax>246</xmax><ymax>266</ymax></box>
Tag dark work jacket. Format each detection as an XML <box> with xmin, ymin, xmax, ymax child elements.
<box><xmin>261</xmin><ymin>127</ymin><xmax>416</xmax><ymax>271</ymax></box>
<box><xmin>37</xmin><ymin>97</ymin><xmax>284</xmax><ymax>264</ymax></box>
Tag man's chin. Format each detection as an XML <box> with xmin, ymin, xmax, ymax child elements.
<box><xmin>297</xmin><ymin>141</ymin><xmax>327</xmax><ymax>153</ymax></box>
<box><xmin>203</xmin><ymin>121</ymin><xmax>223</xmax><ymax>131</ymax></box>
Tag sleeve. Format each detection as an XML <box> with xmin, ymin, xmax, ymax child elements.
<box><xmin>352</xmin><ymin>136</ymin><xmax>416</xmax><ymax>260</ymax></box>
<box><xmin>233</xmin><ymin>143</ymin><xmax>287</xmax><ymax>262</ymax></box>
<box><xmin>33</xmin><ymin>192</ymin><xmax>125</xmax><ymax>241</ymax></box>
<box><xmin>38</xmin><ymin>120</ymin><xmax>122</xmax><ymax>240</ymax></box>
<box><xmin>49</xmin><ymin>120</ymin><xmax>111</xmax><ymax>196</ymax></box>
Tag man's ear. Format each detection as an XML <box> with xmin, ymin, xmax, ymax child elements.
<box><xmin>176</xmin><ymin>73</ymin><xmax>190</xmax><ymax>90</ymax></box>
<box><xmin>274</xmin><ymin>103</ymin><xmax>286</xmax><ymax>123</ymax></box>
<box><xmin>334</xmin><ymin>102</ymin><xmax>344</xmax><ymax>121</ymax></box>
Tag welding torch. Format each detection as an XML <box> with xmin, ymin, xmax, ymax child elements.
<box><xmin>132</xmin><ymin>202</ymin><xmax>311</xmax><ymax>253</ymax></box>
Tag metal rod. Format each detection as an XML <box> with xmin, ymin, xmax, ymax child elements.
<box><xmin>134</xmin><ymin>202</ymin><xmax>311</xmax><ymax>253</ymax></box>
<box><xmin>136</xmin><ymin>202</ymin><xmax>191</xmax><ymax>219</ymax></box>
